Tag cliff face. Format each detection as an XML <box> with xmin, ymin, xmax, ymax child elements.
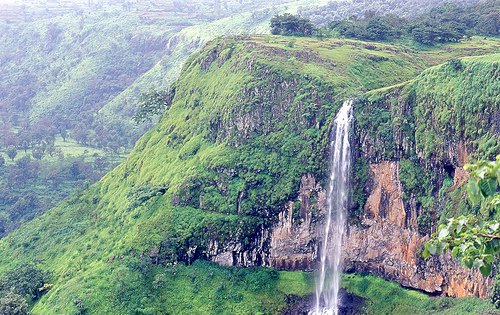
<box><xmin>208</xmin><ymin>54</ymin><xmax>499</xmax><ymax>298</ymax></box>
<box><xmin>343</xmin><ymin>162</ymin><xmax>491</xmax><ymax>298</ymax></box>
<box><xmin>215</xmin><ymin>165</ymin><xmax>491</xmax><ymax>298</ymax></box>
<box><xmin>268</xmin><ymin>174</ymin><xmax>324</xmax><ymax>271</ymax></box>
<box><xmin>342</xmin><ymin>56</ymin><xmax>498</xmax><ymax>298</ymax></box>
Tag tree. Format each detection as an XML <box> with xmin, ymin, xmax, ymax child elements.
<box><xmin>93</xmin><ymin>155</ymin><xmax>109</xmax><ymax>173</ymax></box>
<box><xmin>6</xmin><ymin>146</ymin><xmax>17</xmax><ymax>161</ymax></box>
<box><xmin>408</xmin><ymin>4</ymin><xmax>467</xmax><ymax>45</ymax></box>
<box><xmin>133</xmin><ymin>89</ymin><xmax>175</xmax><ymax>124</ymax></box>
<box><xmin>6</xmin><ymin>194</ymin><xmax>39</xmax><ymax>222</ymax></box>
<box><xmin>0</xmin><ymin>291</ymin><xmax>28</xmax><ymax>315</ymax></box>
<box><xmin>476</xmin><ymin>10</ymin><xmax>499</xmax><ymax>36</ymax></box>
<box><xmin>365</xmin><ymin>17</ymin><xmax>395</xmax><ymax>40</ymax></box>
<box><xmin>270</xmin><ymin>14</ymin><xmax>316</xmax><ymax>37</ymax></box>
<box><xmin>329</xmin><ymin>13</ymin><xmax>404</xmax><ymax>41</ymax></box>
<box><xmin>32</xmin><ymin>147</ymin><xmax>44</xmax><ymax>160</ymax></box>
<box><xmin>424</xmin><ymin>156</ymin><xmax>499</xmax><ymax>277</ymax></box>
<box><xmin>60</xmin><ymin>128</ymin><xmax>68</xmax><ymax>142</ymax></box>
<box><xmin>72</xmin><ymin>122</ymin><xmax>89</xmax><ymax>145</ymax></box>
<box><xmin>330</xmin><ymin>19</ymin><xmax>365</xmax><ymax>38</ymax></box>
<box><xmin>0</xmin><ymin>264</ymin><xmax>50</xmax><ymax>300</ymax></box>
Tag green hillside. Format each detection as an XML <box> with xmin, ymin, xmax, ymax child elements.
<box><xmin>0</xmin><ymin>0</ymin><xmax>329</xmax><ymax>240</ymax></box>
<box><xmin>0</xmin><ymin>34</ymin><xmax>498</xmax><ymax>314</ymax></box>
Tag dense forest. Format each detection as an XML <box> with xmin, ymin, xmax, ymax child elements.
<box><xmin>298</xmin><ymin>0</ymin><xmax>483</xmax><ymax>24</ymax></box>
<box><xmin>273</xmin><ymin>1</ymin><xmax>499</xmax><ymax>43</ymax></box>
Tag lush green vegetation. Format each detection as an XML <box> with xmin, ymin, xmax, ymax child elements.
<box><xmin>270</xmin><ymin>13</ymin><xmax>316</xmax><ymax>36</ymax></box>
<box><xmin>0</xmin><ymin>34</ymin><xmax>463</xmax><ymax>313</ymax></box>
<box><xmin>0</xmin><ymin>0</ymin><xmax>322</xmax><ymax>239</ymax></box>
<box><xmin>0</xmin><ymin>264</ymin><xmax>51</xmax><ymax>315</ymax></box>
<box><xmin>0</xmin><ymin>0</ymin><xmax>497</xmax><ymax>249</ymax></box>
<box><xmin>356</xmin><ymin>54</ymin><xmax>499</xmax><ymax>226</ymax></box>
<box><xmin>0</xmin><ymin>12</ymin><xmax>170</xmax><ymax>150</ymax></box>
<box><xmin>31</xmin><ymin>260</ymin><xmax>311</xmax><ymax>314</ymax></box>
<box><xmin>0</xmin><ymin>138</ymin><xmax>123</xmax><ymax>237</ymax></box>
<box><xmin>327</xmin><ymin>1</ymin><xmax>499</xmax><ymax>44</ymax></box>
<box><xmin>355</xmin><ymin>54</ymin><xmax>499</xmax><ymax>309</ymax></box>
<box><xmin>2</xmin><ymin>258</ymin><xmax>493</xmax><ymax>315</ymax></box>
<box><xmin>300</xmin><ymin>0</ymin><xmax>481</xmax><ymax>25</ymax></box>
<box><xmin>0</xmin><ymin>7</ymin><xmax>498</xmax><ymax>311</ymax></box>
<box><xmin>0</xmin><ymin>0</ymin><xmax>320</xmax><ymax>153</ymax></box>
<box><xmin>398</xmin><ymin>158</ymin><xmax>435</xmax><ymax>234</ymax></box>
<box><xmin>284</xmin><ymin>1</ymin><xmax>500</xmax><ymax>45</ymax></box>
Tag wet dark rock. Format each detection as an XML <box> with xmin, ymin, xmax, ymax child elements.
<box><xmin>283</xmin><ymin>290</ymin><xmax>366</xmax><ymax>315</ymax></box>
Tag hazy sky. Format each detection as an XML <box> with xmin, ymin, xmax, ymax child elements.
<box><xmin>0</xmin><ymin>0</ymin><xmax>89</xmax><ymax>4</ymax></box>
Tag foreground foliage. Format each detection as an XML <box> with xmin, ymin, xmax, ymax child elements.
<box><xmin>424</xmin><ymin>156</ymin><xmax>499</xmax><ymax>307</ymax></box>
<box><xmin>424</xmin><ymin>157</ymin><xmax>499</xmax><ymax>275</ymax></box>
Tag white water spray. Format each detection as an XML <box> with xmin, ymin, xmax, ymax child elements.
<box><xmin>311</xmin><ymin>100</ymin><xmax>353</xmax><ymax>315</ymax></box>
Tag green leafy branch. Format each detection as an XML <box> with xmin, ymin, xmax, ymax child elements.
<box><xmin>423</xmin><ymin>156</ymin><xmax>500</xmax><ymax>276</ymax></box>
<box><xmin>465</xmin><ymin>157</ymin><xmax>500</xmax><ymax>217</ymax></box>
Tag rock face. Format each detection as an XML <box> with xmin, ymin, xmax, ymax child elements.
<box><xmin>262</xmin><ymin>164</ymin><xmax>491</xmax><ymax>298</ymax></box>
<box><xmin>208</xmin><ymin>161</ymin><xmax>491</xmax><ymax>298</ymax></box>
<box><xmin>207</xmin><ymin>174</ymin><xmax>324</xmax><ymax>270</ymax></box>
<box><xmin>268</xmin><ymin>174</ymin><xmax>325</xmax><ymax>271</ymax></box>
<box><xmin>210</xmin><ymin>164</ymin><xmax>488</xmax><ymax>298</ymax></box>
<box><xmin>343</xmin><ymin>162</ymin><xmax>491</xmax><ymax>298</ymax></box>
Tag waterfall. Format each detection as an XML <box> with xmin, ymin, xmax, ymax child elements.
<box><xmin>311</xmin><ymin>99</ymin><xmax>353</xmax><ymax>315</ymax></box>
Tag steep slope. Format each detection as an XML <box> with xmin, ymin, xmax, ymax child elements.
<box><xmin>0</xmin><ymin>36</ymin><xmax>498</xmax><ymax>313</ymax></box>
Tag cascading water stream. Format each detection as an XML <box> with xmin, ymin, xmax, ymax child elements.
<box><xmin>311</xmin><ymin>100</ymin><xmax>353</xmax><ymax>315</ymax></box>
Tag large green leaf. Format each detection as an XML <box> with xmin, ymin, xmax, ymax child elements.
<box><xmin>467</xmin><ymin>180</ymin><xmax>482</xmax><ymax>204</ymax></box>
<box><xmin>479</xmin><ymin>263</ymin><xmax>492</xmax><ymax>276</ymax></box>
<box><xmin>479</xmin><ymin>177</ymin><xmax>497</xmax><ymax>198</ymax></box>
<box><xmin>438</xmin><ymin>228</ymin><xmax>449</xmax><ymax>240</ymax></box>
<box><xmin>427</xmin><ymin>243</ymin><xmax>437</xmax><ymax>255</ymax></box>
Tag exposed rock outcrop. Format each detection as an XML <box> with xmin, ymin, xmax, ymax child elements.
<box><xmin>210</xmin><ymin>166</ymin><xmax>491</xmax><ymax>298</ymax></box>
<box><xmin>269</xmin><ymin>174</ymin><xmax>324</xmax><ymax>271</ymax></box>
<box><xmin>343</xmin><ymin>162</ymin><xmax>491</xmax><ymax>298</ymax></box>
